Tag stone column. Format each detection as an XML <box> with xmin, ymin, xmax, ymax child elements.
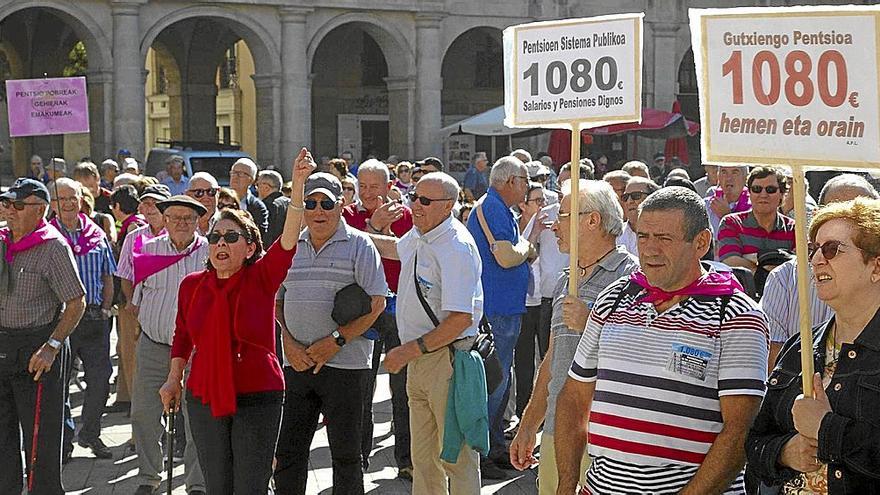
<box><xmin>280</xmin><ymin>7</ymin><xmax>312</xmax><ymax>175</ymax></box>
<box><xmin>252</xmin><ymin>73</ymin><xmax>281</xmax><ymax>172</ymax></box>
<box><xmin>384</xmin><ymin>76</ymin><xmax>415</xmax><ymax>158</ymax></box>
<box><xmin>111</xmin><ymin>1</ymin><xmax>146</xmax><ymax>160</ymax></box>
<box><xmin>86</xmin><ymin>69</ymin><xmax>113</xmax><ymax>161</ymax></box>
<box><xmin>414</xmin><ymin>13</ymin><xmax>444</xmax><ymax>159</ymax></box>
<box><xmin>181</xmin><ymin>82</ymin><xmax>219</xmax><ymax>143</ymax></box>
<box><xmin>651</xmin><ymin>23</ymin><xmax>680</xmax><ymax>113</ymax></box>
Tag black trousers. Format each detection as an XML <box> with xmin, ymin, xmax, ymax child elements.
<box><xmin>514</xmin><ymin>301</ymin><xmax>551</xmax><ymax>417</ymax></box>
<box><xmin>275</xmin><ymin>366</ymin><xmax>370</xmax><ymax>495</ymax></box>
<box><xmin>63</xmin><ymin>317</ymin><xmax>111</xmax><ymax>451</ymax></box>
<box><xmin>187</xmin><ymin>390</ymin><xmax>283</xmax><ymax>495</ymax></box>
<box><xmin>362</xmin><ymin>310</ymin><xmax>411</xmax><ymax>470</ymax></box>
<box><xmin>0</xmin><ymin>327</ymin><xmax>68</xmax><ymax>495</ymax></box>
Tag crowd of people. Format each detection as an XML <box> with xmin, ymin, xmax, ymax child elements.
<box><xmin>1</xmin><ymin>143</ymin><xmax>880</xmax><ymax>495</ymax></box>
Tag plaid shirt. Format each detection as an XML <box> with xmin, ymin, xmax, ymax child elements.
<box><xmin>0</xmin><ymin>236</ymin><xmax>85</xmax><ymax>329</ymax></box>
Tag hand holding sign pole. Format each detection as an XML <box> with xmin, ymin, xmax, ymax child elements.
<box><xmin>504</xmin><ymin>13</ymin><xmax>644</xmax><ymax>297</ymax></box>
<box><xmin>691</xmin><ymin>5</ymin><xmax>880</xmax><ymax>396</ymax></box>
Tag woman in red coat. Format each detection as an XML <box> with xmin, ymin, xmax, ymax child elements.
<box><xmin>159</xmin><ymin>149</ymin><xmax>315</xmax><ymax>494</ymax></box>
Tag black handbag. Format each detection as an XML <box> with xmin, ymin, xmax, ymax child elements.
<box><xmin>412</xmin><ymin>253</ymin><xmax>503</xmax><ymax>394</ymax></box>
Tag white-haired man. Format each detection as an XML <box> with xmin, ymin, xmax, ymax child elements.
<box><xmin>229</xmin><ymin>157</ymin><xmax>269</xmax><ymax>237</ymax></box>
<box><xmin>161</xmin><ymin>155</ymin><xmax>189</xmax><ymax>196</ymax></box>
<box><xmin>186</xmin><ymin>172</ymin><xmax>220</xmax><ymax>235</ymax></box>
<box><xmin>368</xmin><ymin>171</ymin><xmax>485</xmax><ymax>494</ymax></box>
<box><xmin>256</xmin><ymin>169</ymin><xmax>290</xmax><ymax>246</ymax></box>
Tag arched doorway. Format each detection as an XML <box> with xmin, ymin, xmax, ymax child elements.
<box><xmin>0</xmin><ymin>4</ymin><xmax>111</xmax><ymax>177</ymax></box>
<box><xmin>141</xmin><ymin>11</ymin><xmax>280</xmax><ymax>172</ymax></box>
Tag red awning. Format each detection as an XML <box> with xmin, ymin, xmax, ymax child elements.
<box><xmin>585</xmin><ymin>106</ymin><xmax>700</xmax><ymax>139</ymax></box>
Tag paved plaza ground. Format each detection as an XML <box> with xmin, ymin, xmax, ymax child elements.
<box><xmin>60</xmin><ymin>332</ymin><xmax>540</xmax><ymax>494</ymax></box>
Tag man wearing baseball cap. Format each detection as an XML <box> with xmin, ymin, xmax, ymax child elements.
<box><xmin>275</xmin><ymin>172</ymin><xmax>388</xmax><ymax>494</ymax></box>
<box><xmin>129</xmin><ymin>194</ymin><xmax>208</xmax><ymax>494</ymax></box>
<box><xmin>0</xmin><ymin>178</ymin><xmax>86</xmax><ymax>493</ymax></box>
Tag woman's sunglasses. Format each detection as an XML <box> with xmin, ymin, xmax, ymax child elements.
<box><xmin>188</xmin><ymin>188</ymin><xmax>218</xmax><ymax>198</ymax></box>
<box><xmin>207</xmin><ymin>231</ymin><xmax>249</xmax><ymax>245</ymax></box>
<box><xmin>305</xmin><ymin>199</ymin><xmax>337</xmax><ymax>210</ymax></box>
<box><xmin>407</xmin><ymin>190</ymin><xmax>453</xmax><ymax>206</ymax></box>
<box><xmin>808</xmin><ymin>239</ymin><xmax>862</xmax><ymax>261</ymax></box>
<box><xmin>750</xmin><ymin>185</ymin><xmax>780</xmax><ymax>194</ymax></box>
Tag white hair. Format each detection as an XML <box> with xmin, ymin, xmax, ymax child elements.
<box><xmin>622</xmin><ymin>160</ymin><xmax>649</xmax><ymax>176</ymax></box>
<box><xmin>113</xmin><ymin>172</ymin><xmax>140</xmax><ymax>188</ymax></box>
<box><xmin>490</xmin><ymin>156</ymin><xmax>528</xmax><ymax>187</ymax></box>
<box><xmin>190</xmin><ymin>171</ymin><xmax>219</xmax><ymax>188</ymax></box>
<box><xmin>232</xmin><ymin>157</ymin><xmax>258</xmax><ymax>178</ymax></box>
<box><xmin>561</xmin><ymin>179</ymin><xmax>624</xmax><ymax>237</ymax></box>
<box><xmin>511</xmin><ymin>149</ymin><xmax>532</xmax><ymax>163</ymax></box>
<box><xmin>53</xmin><ymin>177</ymin><xmax>81</xmax><ymax>197</ymax></box>
<box><xmin>819</xmin><ymin>173</ymin><xmax>879</xmax><ymax>204</ymax></box>
<box><xmin>419</xmin><ymin>171</ymin><xmax>460</xmax><ymax>199</ymax></box>
<box><xmin>123</xmin><ymin>157</ymin><xmax>139</xmax><ymax>173</ymax></box>
<box><xmin>257</xmin><ymin>170</ymin><xmax>283</xmax><ymax>191</ymax></box>
<box><xmin>357</xmin><ymin>159</ymin><xmax>390</xmax><ymax>182</ymax></box>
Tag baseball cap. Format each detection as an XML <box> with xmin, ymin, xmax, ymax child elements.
<box><xmin>415</xmin><ymin>157</ymin><xmax>444</xmax><ymax>171</ymax></box>
<box><xmin>123</xmin><ymin>157</ymin><xmax>139</xmax><ymax>173</ymax></box>
<box><xmin>0</xmin><ymin>178</ymin><xmax>50</xmax><ymax>203</ymax></box>
<box><xmin>526</xmin><ymin>161</ymin><xmax>551</xmax><ymax>179</ymax></box>
<box><xmin>140</xmin><ymin>184</ymin><xmax>172</xmax><ymax>202</ymax></box>
<box><xmin>304</xmin><ymin>172</ymin><xmax>343</xmax><ymax>202</ymax></box>
<box><xmin>157</xmin><ymin>194</ymin><xmax>208</xmax><ymax>217</ymax></box>
<box><xmin>653</xmin><ymin>152</ymin><xmax>666</xmax><ymax>162</ymax></box>
<box><xmin>117</xmin><ymin>149</ymin><xmax>132</xmax><ymax>157</ymax></box>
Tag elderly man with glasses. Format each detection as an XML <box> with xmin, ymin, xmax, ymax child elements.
<box><xmin>185</xmin><ymin>172</ymin><xmax>220</xmax><ymax>236</ymax></box>
<box><xmin>129</xmin><ymin>195</ymin><xmax>209</xmax><ymax>495</ymax></box>
<box><xmin>228</xmin><ymin>158</ymin><xmax>268</xmax><ymax>238</ymax></box>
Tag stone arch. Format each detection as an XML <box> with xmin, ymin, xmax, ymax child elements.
<box><xmin>140</xmin><ymin>5</ymin><xmax>281</xmax><ymax>77</ymax></box>
<box><xmin>442</xmin><ymin>21</ymin><xmax>506</xmax><ymax>57</ymax></box>
<box><xmin>308</xmin><ymin>13</ymin><xmax>415</xmax><ymax>78</ymax></box>
<box><xmin>0</xmin><ymin>1</ymin><xmax>111</xmax><ymax>71</ymax></box>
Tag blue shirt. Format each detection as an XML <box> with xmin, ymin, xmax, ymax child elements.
<box><xmin>162</xmin><ymin>175</ymin><xmax>190</xmax><ymax>196</ymax></box>
<box><xmin>56</xmin><ymin>218</ymin><xmax>117</xmax><ymax>306</ymax></box>
<box><xmin>463</xmin><ymin>166</ymin><xmax>490</xmax><ymax>200</ymax></box>
<box><xmin>466</xmin><ymin>187</ymin><xmax>529</xmax><ymax>317</ymax></box>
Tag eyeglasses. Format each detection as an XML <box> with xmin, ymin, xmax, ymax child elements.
<box><xmin>187</xmin><ymin>188</ymin><xmax>218</xmax><ymax>198</ymax></box>
<box><xmin>342</xmin><ymin>187</ymin><xmax>356</xmax><ymax>193</ymax></box>
<box><xmin>808</xmin><ymin>239</ymin><xmax>863</xmax><ymax>261</ymax></box>
<box><xmin>55</xmin><ymin>196</ymin><xmax>79</xmax><ymax>204</ymax></box>
<box><xmin>1</xmin><ymin>199</ymin><xmax>43</xmax><ymax>210</ymax></box>
<box><xmin>304</xmin><ymin>199</ymin><xmax>337</xmax><ymax>211</ymax></box>
<box><xmin>218</xmin><ymin>202</ymin><xmax>238</xmax><ymax>210</ymax></box>
<box><xmin>556</xmin><ymin>211</ymin><xmax>588</xmax><ymax>220</ymax></box>
<box><xmin>407</xmin><ymin>191</ymin><xmax>453</xmax><ymax>206</ymax></box>
<box><xmin>165</xmin><ymin>214</ymin><xmax>197</xmax><ymax>224</ymax></box>
<box><xmin>750</xmin><ymin>185</ymin><xmax>780</xmax><ymax>194</ymax></box>
<box><xmin>230</xmin><ymin>170</ymin><xmax>254</xmax><ymax>179</ymax></box>
<box><xmin>207</xmin><ymin>231</ymin><xmax>249</xmax><ymax>245</ymax></box>
<box><xmin>622</xmin><ymin>191</ymin><xmax>648</xmax><ymax>202</ymax></box>
<box><xmin>526</xmin><ymin>197</ymin><xmax>546</xmax><ymax>205</ymax></box>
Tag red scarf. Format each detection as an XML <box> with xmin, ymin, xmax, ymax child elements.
<box><xmin>1</xmin><ymin>219</ymin><xmax>67</xmax><ymax>263</ymax></box>
<box><xmin>50</xmin><ymin>213</ymin><xmax>106</xmax><ymax>256</ymax></box>
<box><xmin>186</xmin><ymin>271</ymin><xmax>244</xmax><ymax>417</ymax></box>
<box><xmin>629</xmin><ymin>270</ymin><xmax>743</xmax><ymax>305</ymax></box>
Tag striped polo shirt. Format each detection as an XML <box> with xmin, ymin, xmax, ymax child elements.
<box><xmin>569</xmin><ymin>276</ymin><xmax>769</xmax><ymax>494</ymax></box>
<box><xmin>717</xmin><ymin>210</ymin><xmax>795</xmax><ymax>261</ymax></box>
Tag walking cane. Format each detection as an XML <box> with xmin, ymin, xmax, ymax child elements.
<box><xmin>165</xmin><ymin>400</ymin><xmax>176</xmax><ymax>495</ymax></box>
<box><xmin>27</xmin><ymin>380</ymin><xmax>44</xmax><ymax>492</ymax></box>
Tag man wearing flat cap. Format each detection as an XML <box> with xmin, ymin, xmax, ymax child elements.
<box><xmin>275</xmin><ymin>172</ymin><xmax>388</xmax><ymax>494</ymax></box>
<box><xmin>0</xmin><ymin>178</ymin><xmax>85</xmax><ymax>494</ymax></box>
<box><xmin>130</xmin><ymin>194</ymin><xmax>208</xmax><ymax>494</ymax></box>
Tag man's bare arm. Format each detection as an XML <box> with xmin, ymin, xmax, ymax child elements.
<box><xmin>679</xmin><ymin>395</ymin><xmax>762</xmax><ymax>495</ymax></box>
<box><xmin>367</xmin><ymin>233</ymin><xmax>399</xmax><ymax>260</ymax></box>
<box><xmin>722</xmin><ymin>255</ymin><xmax>757</xmax><ymax>272</ymax></box>
<box><xmin>383</xmin><ymin>311</ymin><xmax>473</xmax><ymax>374</ymax></box>
<box><xmin>52</xmin><ymin>296</ymin><xmax>86</xmax><ymax>341</ymax></box>
<box><xmin>554</xmin><ymin>377</ymin><xmax>595</xmax><ymax>494</ymax></box>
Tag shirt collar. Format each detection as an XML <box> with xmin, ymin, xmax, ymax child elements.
<box><xmin>416</xmin><ymin>215</ymin><xmax>455</xmax><ymax>243</ymax></box>
<box><xmin>851</xmin><ymin>307</ymin><xmax>880</xmax><ymax>352</ymax></box>
<box><xmin>597</xmin><ymin>245</ymin><xmax>633</xmax><ymax>271</ymax></box>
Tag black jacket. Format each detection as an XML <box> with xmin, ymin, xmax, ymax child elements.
<box><xmin>745</xmin><ymin>308</ymin><xmax>880</xmax><ymax>494</ymax></box>
<box><xmin>243</xmin><ymin>191</ymin><xmax>269</xmax><ymax>240</ymax></box>
<box><xmin>261</xmin><ymin>191</ymin><xmax>289</xmax><ymax>247</ymax></box>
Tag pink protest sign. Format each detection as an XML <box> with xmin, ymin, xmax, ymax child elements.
<box><xmin>6</xmin><ymin>77</ymin><xmax>89</xmax><ymax>137</ymax></box>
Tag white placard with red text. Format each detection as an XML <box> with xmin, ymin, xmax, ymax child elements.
<box><xmin>690</xmin><ymin>6</ymin><xmax>880</xmax><ymax>168</ymax></box>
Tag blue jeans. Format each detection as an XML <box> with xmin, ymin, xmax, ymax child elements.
<box><xmin>486</xmin><ymin>313</ymin><xmax>522</xmax><ymax>458</ymax></box>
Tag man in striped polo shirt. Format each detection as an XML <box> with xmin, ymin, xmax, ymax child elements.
<box><xmin>556</xmin><ymin>187</ymin><xmax>769</xmax><ymax>494</ymax></box>
<box><xmin>718</xmin><ymin>166</ymin><xmax>795</xmax><ymax>273</ymax></box>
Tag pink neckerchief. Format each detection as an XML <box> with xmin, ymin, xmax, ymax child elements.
<box><xmin>50</xmin><ymin>213</ymin><xmax>106</xmax><ymax>256</ymax></box>
<box><xmin>132</xmin><ymin>235</ymin><xmax>205</xmax><ymax>286</ymax></box>
<box><xmin>120</xmin><ymin>214</ymin><xmax>146</xmax><ymax>235</ymax></box>
<box><xmin>713</xmin><ymin>186</ymin><xmax>751</xmax><ymax>213</ymax></box>
<box><xmin>1</xmin><ymin>219</ymin><xmax>67</xmax><ymax>263</ymax></box>
<box><xmin>629</xmin><ymin>270</ymin><xmax>743</xmax><ymax>306</ymax></box>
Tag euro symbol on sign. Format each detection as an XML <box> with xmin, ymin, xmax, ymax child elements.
<box><xmin>617</xmin><ymin>81</ymin><xmax>624</xmax><ymax>89</ymax></box>
<box><xmin>849</xmin><ymin>92</ymin><xmax>860</xmax><ymax>108</ymax></box>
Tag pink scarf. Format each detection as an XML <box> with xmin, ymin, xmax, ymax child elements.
<box><xmin>629</xmin><ymin>270</ymin><xmax>743</xmax><ymax>305</ymax></box>
<box><xmin>1</xmin><ymin>219</ymin><xmax>67</xmax><ymax>263</ymax></box>
<box><xmin>120</xmin><ymin>214</ymin><xmax>146</xmax><ymax>235</ymax></box>
<box><xmin>712</xmin><ymin>186</ymin><xmax>751</xmax><ymax>213</ymax></box>
<box><xmin>50</xmin><ymin>213</ymin><xmax>106</xmax><ymax>256</ymax></box>
<box><xmin>132</xmin><ymin>236</ymin><xmax>204</xmax><ymax>286</ymax></box>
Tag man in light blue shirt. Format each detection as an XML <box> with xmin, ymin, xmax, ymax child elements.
<box><xmin>160</xmin><ymin>155</ymin><xmax>189</xmax><ymax>196</ymax></box>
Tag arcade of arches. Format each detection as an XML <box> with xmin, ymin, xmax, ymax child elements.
<box><xmin>0</xmin><ymin>0</ymin><xmax>862</xmax><ymax>178</ymax></box>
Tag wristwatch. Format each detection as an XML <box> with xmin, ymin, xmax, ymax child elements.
<box><xmin>46</xmin><ymin>338</ymin><xmax>62</xmax><ymax>351</ymax></box>
<box><xmin>331</xmin><ymin>329</ymin><xmax>346</xmax><ymax>347</ymax></box>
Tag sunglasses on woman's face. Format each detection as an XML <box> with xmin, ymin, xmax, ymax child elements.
<box><xmin>304</xmin><ymin>199</ymin><xmax>337</xmax><ymax>211</ymax></box>
<box><xmin>750</xmin><ymin>185</ymin><xmax>780</xmax><ymax>194</ymax></box>
<box><xmin>207</xmin><ymin>231</ymin><xmax>248</xmax><ymax>245</ymax></box>
<box><xmin>188</xmin><ymin>188</ymin><xmax>218</xmax><ymax>198</ymax></box>
<box><xmin>808</xmin><ymin>239</ymin><xmax>862</xmax><ymax>261</ymax></box>
<box><xmin>407</xmin><ymin>190</ymin><xmax>453</xmax><ymax>206</ymax></box>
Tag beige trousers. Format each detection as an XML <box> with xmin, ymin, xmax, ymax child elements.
<box><xmin>537</xmin><ymin>433</ymin><xmax>591</xmax><ymax>495</ymax></box>
<box><xmin>114</xmin><ymin>308</ymin><xmax>139</xmax><ymax>402</ymax></box>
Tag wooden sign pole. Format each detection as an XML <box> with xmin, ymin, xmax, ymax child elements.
<box><xmin>568</xmin><ymin>123</ymin><xmax>582</xmax><ymax>296</ymax></box>
<box><xmin>790</xmin><ymin>165</ymin><xmax>815</xmax><ymax>396</ymax></box>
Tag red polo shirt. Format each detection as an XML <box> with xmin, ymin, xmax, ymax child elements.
<box><xmin>343</xmin><ymin>202</ymin><xmax>413</xmax><ymax>293</ymax></box>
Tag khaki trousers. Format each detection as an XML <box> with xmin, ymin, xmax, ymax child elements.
<box><xmin>115</xmin><ymin>308</ymin><xmax>139</xmax><ymax>402</ymax></box>
<box><xmin>407</xmin><ymin>348</ymin><xmax>480</xmax><ymax>494</ymax></box>
<box><xmin>537</xmin><ymin>433</ymin><xmax>591</xmax><ymax>495</ymax></box>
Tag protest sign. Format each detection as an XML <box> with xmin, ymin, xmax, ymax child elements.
<box><xmin>504</xmin><ymin>13</ymin><xmax>643</xmax><ymax>297</ymax></box>
<box><xmin>6</xmin><ymin>77</ymin><xmax>89</xmax><ymax>137</ymax></box>
<box><xmin>691</xmin><ymin>5</ymin><xmax>880</xmax><ymax>395</ymax></box>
